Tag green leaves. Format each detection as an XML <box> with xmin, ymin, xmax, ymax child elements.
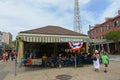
<box><xmin>104</xmin><ymin>30</ymin><xmax>120</xmax><ymax>41</ymax></box>
<box><xmin>104</xmin><ymin>30</ymin><xmax>120</xmax><ymax>52</ymax></box>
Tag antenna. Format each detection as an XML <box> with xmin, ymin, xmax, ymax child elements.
<box><xmin>74</xmin><ymin>0</ymin><xmax>82</xmax><ymax>33</ymax></box>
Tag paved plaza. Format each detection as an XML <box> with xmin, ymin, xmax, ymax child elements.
<box><xmin>0</xmin><ymin>55</ymin><xmax>120</xmax><ymax>80</ymax></box>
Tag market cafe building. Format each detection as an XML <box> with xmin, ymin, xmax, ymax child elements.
<box><xmin>16</xmin><ymin>26</ymin><xmax>89</xmax><ymax>64</ymax></box>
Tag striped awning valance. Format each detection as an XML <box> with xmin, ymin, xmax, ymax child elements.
<box><xmin>18</xmin><ymin>36</ymin><xmax>87</xmax><ymax>43</ymax></box>
<box><xmin>21</xmin><ymin>36</ymin><xmax>60</xmax><ymax>42</ymax></box>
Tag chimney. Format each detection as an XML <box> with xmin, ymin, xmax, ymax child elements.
<box><xmin>95</xmin><ymin>24</ymin><xmax>99</xmax><ymax>26</ymax></box>
<box><xmin>105</xmin><ymin>17</ymin><xmax>113</xmax><ymax>21</ymax></box>
<box><xmin>118</xmin><ymin>10</ymin><xmax>120</xmax><ymax>15</ymax></box>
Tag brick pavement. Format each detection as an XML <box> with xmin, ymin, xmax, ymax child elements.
<box><xmin>3</xmin><ymin>60</ymin><xmax>120</xmax><ymax>80</ymax></box>
<box><xmin>1</xmin><ymin>55</ymin><xmax>120</xmax><ymax>80</ymax></box>
<box><xmin>109</xmin><ymin>55</ymin><xmax>120</xmax><ymax>62</ymax></box>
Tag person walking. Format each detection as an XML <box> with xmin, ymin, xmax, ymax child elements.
<box><xmin>101</xmin><ymin>52</ymin><xmax>109</xmax><ymax>73</ymax></box>
<box><xmin>2</xmin><ymin>52</ymin><xmax>6</xmax><ymax>62</ymax></box>
<box><xmin>92</xmin><ymin>50</ymin><xmax>100</xmax><ymax>72</ymax></box>
<box><xmin>5</xmin><ymin>51</ymin><xmax>9</xmax><ymax>61</ymax></box>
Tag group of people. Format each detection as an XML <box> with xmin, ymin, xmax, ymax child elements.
<box><xmin>1</xmin><ymin>51</ymin><xmax>17</xmax><ymax>62</ymax></box>
<box><xmin>41</xmin><ymin>53</ymin><xmax>93</xmax><ymax>68</ymax></box>
<box><xmin>92</xmin><ymin>50</ymin><xmax>109</xmax><ymax>73</ymax></box>
<box><xmin>23</xmin><ymin>50</ymin><xmax>109</xmax><ymax>72</ymax></box>
<box><xmin>41</xmin><ymin>50</ymin><xmax>109</xmax><ymax>72</ymax></box>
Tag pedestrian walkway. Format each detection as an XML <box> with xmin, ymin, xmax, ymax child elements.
<box><xmin>109</xmin><ymin>55</ymin><xmax>120</xmax><ymax>61</ymax></box>
<box><xmin>3</xmin><ymin>60</ymin><xmax>120</xmax><ymax>80</ymax></box>
<box><xmin>0</xmin><ymin>60</ymin><xmax>3</xmax><ymax>62</ymax></box>
<box><xmin>1</xmin><ymin>55</ymin><xmax>120</xmax><ymax>80</ymax></box>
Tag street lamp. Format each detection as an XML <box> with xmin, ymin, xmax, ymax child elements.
<box><xmin>14</xmin><ymin>38</ymin><xmax>18</xmax><ymax>76</ymax></box>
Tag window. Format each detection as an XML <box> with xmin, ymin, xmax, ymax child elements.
<box><xmin>100</xmin><ymin>35</ymin><xmax>103</xmax><ymax>39</ymax></box>
<box><xmin>91</xmin><ymin>31</ymin><xmax>94</xmax><ymax>35</ymax></box>
<box><xmin>89</xmin><ymin>33</ymin><xmax>91</xmax><ymax>38</ymax></box>
<box><xmin>106</xmin><ymin>24</ymin><xmax>110</xmax><ymax>30</ymax></box>
<box><xmin>96</xmin><ymin>30</ymin><xmax>98</xmax><ymax>34</ymax></box>
<box><xmin>100</xmin><ymin>27</ymin><xmax>104</xmax><ymax>32</ymax></box>
<box><xmin>89</xmin><ymin>32</ymin><xmax>91</xmax><ymax>36</ymax></box>
<box><xmin>114</xmin><ymin>20</ymin><xmax>120</xmax><ymax>27</ymax></box>
<box><xmin>96</xmin><ymin>37</ymin><xmax>98</xmax><ymax>39</ymax></box>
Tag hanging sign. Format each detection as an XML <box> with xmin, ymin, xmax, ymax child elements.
<box><xmin>68</xmin><ymin>42</ymin><xmax>83</xmax><ymax>51</ymax></box>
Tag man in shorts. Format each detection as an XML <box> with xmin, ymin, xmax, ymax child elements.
<box><xmin>101</xmin><ymin>52</ymin><xmax>109</xmax><ymax>73</ymax></box>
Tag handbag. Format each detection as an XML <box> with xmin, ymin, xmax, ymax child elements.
<box><xmin>93</xmin><ymin>57</ymin><xmax>97</xmax><ymax>61</ymax></box>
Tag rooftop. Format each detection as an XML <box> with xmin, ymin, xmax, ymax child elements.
<box><xmin>20</xmin><ymin>25</ymin><xmax>87</xmax><ymax>36</ymax></box>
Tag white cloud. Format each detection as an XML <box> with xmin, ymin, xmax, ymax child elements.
<box><xmin>76</xmin><ymin>0</ymin><xmax>120</xmax><ymax>34</ymax></box>
<box><xmin>99</xmin><ymin>0</ymin><xmax>120</xmax><ymax>22</ymax></box>
<box><xmin>1</xmin><ymin>0</ymin><xmax>113</xmax><ymax>40</ymax></box>
<box><xmin>79</xmin><ymin>0</ymin><xmax>91</xmax><ymax>5</ymax></box>
<box><xmin>81</xmin><ymin>0</ymin><xmax>120</xmax><ymax>28</ymax></box>
<box><xmin>80</xmin><ymin>11</ymin><xmax>95</xmax><ymax>34</ymax></box>
<box><xmin>0</xmin><ymin>0</ymin><xmax>75</xmax><ymax>40</ymax></box>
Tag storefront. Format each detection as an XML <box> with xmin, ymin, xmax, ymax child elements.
<box><xmin>16</xmin><ymin>26</ymin><xmax>89</xmax><ymax>64</ymax></box>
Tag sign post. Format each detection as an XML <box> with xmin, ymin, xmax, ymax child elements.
<box><xmin>68</xmin><ymin>42</ymin><xmax>83</xmax><ymax>68</ymax></box>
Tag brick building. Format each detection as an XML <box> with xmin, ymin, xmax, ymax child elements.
<box><xmin>2</xmin><ymin>32</ymin><xmax>12</xmax><ymax>47</ymax></box>
<box><xmin>88</xmin><ymin>10</ymin><xmax>120</xmax><ymax>53</ymax></box>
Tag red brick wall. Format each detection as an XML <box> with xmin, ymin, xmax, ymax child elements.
<box><xmin>88</xmin><ymin>11</ymin><xmax>120</xmax><ymax>39</ymax></box>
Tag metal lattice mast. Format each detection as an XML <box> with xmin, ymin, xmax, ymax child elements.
<box><xmin>74</xmin><ymin>0</ymin><xmax>82</xmax><ymax>33</ymax></box>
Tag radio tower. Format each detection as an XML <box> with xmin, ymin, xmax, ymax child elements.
<box><xmin>74</xmin><ymin>0</ymin><xmax>82</xmax><ymax>33</ymax></box>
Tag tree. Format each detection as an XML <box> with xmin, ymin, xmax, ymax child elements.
<box><xmin>104</xmin><ymin>30</ymin><xmax>120</xmax><ymax>52</ymax></box>
<box><xmin>12</xmin><ymin>40</ymin><xmax>19</xmax><ymax>50</ymax></box>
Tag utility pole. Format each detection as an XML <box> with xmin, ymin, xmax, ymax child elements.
<box><xmin>74</xmin><ymin>0</ymin><xmax>82</xmax><ymax>33</ymax></box>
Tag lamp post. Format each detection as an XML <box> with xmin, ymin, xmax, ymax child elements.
<box><xmin>14</xmin><ymin>39</ymin><xmax>18</xmax><ymax>76</ymax></box>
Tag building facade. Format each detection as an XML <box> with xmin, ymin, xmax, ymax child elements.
<box><xmin>0</xmin><ymin>31</ymin><xmax>2</xmax><ymax>55</ymax></box>
<box><xmin>2</xmin><ymin>32</ymin><xmax>12</xmax><ymax>48</ymax></box>
<box><xmin>88</xmin><ymin>10</ymin><xmax>120</xmax><ymax>39</ymax></box>
<box><xmin>88</xmin><ymin>10</ymin><xmax>120</xmax><ymax>53</ymax></box>
<box><xmin>0</xmin><ymin>31</ymin><xmax>2</xmax><ymax>45</ymax></box>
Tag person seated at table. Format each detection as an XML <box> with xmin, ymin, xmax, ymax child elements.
<box><xmin>42</xmin><ymin>54</ymin><xmax>48</xmax><ymax>67</ymax></box>
<box><xmin>29</xmin><ymin>51</ymin><xmax>35</xmax><ymax>59</ymax></box>
<box><xmin>27</xmin><ymin>58</ymin><xmax>32</xmax><ymax>65</ymax></box>
<box><xmin>65</xmin><ymin>56</ymin><xmax>71</xmax><ymax>67</ymax></box>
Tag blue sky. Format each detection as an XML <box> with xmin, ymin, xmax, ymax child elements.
<box><xmin>0</xmin><ymin>0</ymin><xmax>120</xmax><ymax>40</ymax></box>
